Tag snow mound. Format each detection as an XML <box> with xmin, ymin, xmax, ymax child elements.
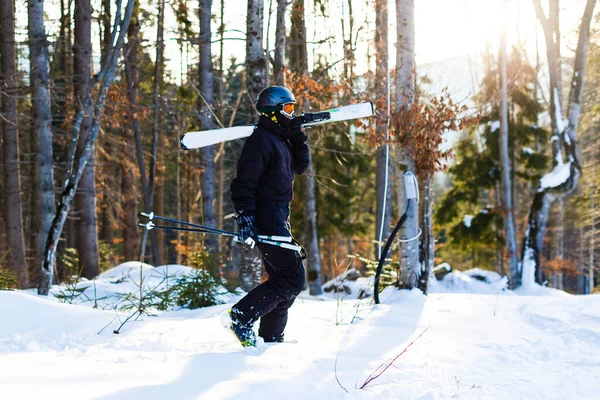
<box><xmin>430</xmin><ymin>268</ymin><xmax>509</xmax><ymax>294</ymax></box>
<box><xmin>0</xmin><ymin>291</ymin><xmax>119</xmax><ymax>352</ymax></box>
<box><xmin>47</xmin><ymin>261</ymin><xmax>238</xmax><ymax>311</ymax></box>
<box><xmin>322</xmin><ymin>268</ymin><xmax>373</xmax><ymax>299</ymax></box>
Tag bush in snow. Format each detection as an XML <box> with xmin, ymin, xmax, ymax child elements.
<box><xmin>171</xmin><ymin>250</ymin><xmax>226</xmax><ymax>310</ymax></box>
<box><xmin>0</xmin><ymin>266</ymin><xmax>18</xmax><ymax>290</ymax></box>
<box><xmin>58</xmin><ymin>247</ymin><xmax>79</xmax><ymax>283</ymax></box>
<box><xmin>98</xmin><ymin>240</ymin><xmax>118</xmax><ymax>273</ymax></box>
<box><xmin>173</xmin><ymin>269</ymin><xmax>225</xmax><ymax>309</ymax></box>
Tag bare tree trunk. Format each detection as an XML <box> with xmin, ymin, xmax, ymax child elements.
<box><xmin>246</xmin><ymin>0</ymin><xmax>267</xmax><ymax>107</ymax></box>
<box><xmin>1</xmin><ymin>0</ymin><xmax>27</xmax><ymax>288</ymax></box>
<box><xmin>122</xmin><ymin>139</ymin><xmax>139</xmax><ymax>261</ymax></box>
<box><xmin>590</xmin><ymin>179</ymin><xmax>595</xmax><ymax>293</ymax></box>
<box><xmin>494</xmin><ymin>183</ymin><xmax>505</xmax><ymax>275</ymax></box>
<box><xmin>395</xmin><ymin>0</ymin><xmax>419</xmax><ymax>289</ymax></box>
<box><xmin>124</xmin><ymin>2</ymin><xmax>160</xmax><ymax>265</ymax></box>
<box><xmin>418</xmin><ymin>175</ymin><xmax>434</xmax><ymax>293</ymax></box>
<box><xmin>74</xmin><ymin>0</ymin><xmax>99</xmax><ymax>279</ymax></box>
<box><xmin>374</xmin><ymin>0</ymin><xmax>393</xmax><ymax>261</ymax></box>
<box><xmin>150</xmin><ymin>0</ymin><xmax>166</xmax><ymax>264</ymax></box>
<box><xmin>273</xmin><ymin>0</ymin><xmax>287</xmax><ymax>85</ymax></box>
<box><xmin>199</xmin><ymin>0</ymin><xmax>218</xmax><ymax>253</ymax></box>
<box><xmin>121</xmin><ymin>3</ymin><xmax>140</xmax><ymax>261</ymax></box>
<box><xmin>39</xmin><ymin>0</ymin><xmax>136</xmax><ymax>294</ymax></box>
<box><xmin>99</xmin><ymin>0</ymin><xmax>115</xmax><ymax>249</ymax></box>
<box><xmin>28</xmin><ymin>0</ymin><xmax>55</xmax><ymax>288</ymax></box>
<box><xmin>216</xmin><ymin>0</ymin><xmax>225</xmax><ymax>253</ymax></box>
<box><xmin>499</xmin><ymin>13</ymin><xmax>520</xmax><ymax>288</ymax></box>
<box><xmin>521</xmin><ymin>0</ymin><xmax>596</xmax><ymax>288</ymax></box>
<box><xmin>238</xmin><ymin>0</ymin><xmax>266</xmax><ymax>288</ymax></box>
<box><xmin>291</xmin><ymin>0</ymin><xmax>322</xmax><ymax>295</ymax></box>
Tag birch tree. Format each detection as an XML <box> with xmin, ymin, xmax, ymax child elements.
<box><xmin>394</xmin><ymin>0</ymin><xmax>419</xmax><ymax>289</ymax></box>
<box><xmin>499</xmin><ymin>5</ymin><xmax>520</xmax><ymax>288</ymax></box>
<box><xmin>29</xmin><ymin>0</ymin><xmax>55</xmax><ymax>288</ymax></box>
<box><xmin>1</xmin><ymin>0</ymin><xmax>27</xmax><ymax>287</ymax></box>
<box><xmin>39</xmin><ymin>0</ymin><xmax>136</xmax><ymax>294</ymax></box>
<box><xmin>246</xmin><ymin>0</ymin><xmax>267</xmax><ymax>104</ymax></box>
<box><xmin>273</xmin><ymin>0</ymin><xmax>288</xmax><ymax>86</ymax></box>
<box><xmin>521</xmin><ymin>0</ymin><xmax>596</xmax><ymax>287</ymax></box>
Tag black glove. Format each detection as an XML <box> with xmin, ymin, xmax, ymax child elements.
<box><xmin>277</xmin><ymin>114</ymin><xmax>307</xmax><ymax>146</ymax></box>
<box><xmin>290</xmin><ymin>128</ymin><xmax>308</xmax><ymax>146</ymax></box>
<box><xmin>236</xmin><ymin>214</ymin><xmax>257</xmax><ymax>248</ymax></box>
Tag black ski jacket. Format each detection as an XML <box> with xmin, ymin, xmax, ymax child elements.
<box><xmin>230</xmin><ymin>116</ymin><xmax>310</xmax><ymax>215</ymax></box>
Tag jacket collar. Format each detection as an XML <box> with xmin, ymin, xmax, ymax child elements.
<box><xmin>258</xmin><ymin>115</ymin><xmax>294</xmax><ymax>140</ymax></box>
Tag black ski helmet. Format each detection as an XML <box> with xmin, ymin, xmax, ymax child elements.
<box><xmin>256</xmin><ymin>86</ymin><xmax>297</xmax><ymax>114</ymax></box>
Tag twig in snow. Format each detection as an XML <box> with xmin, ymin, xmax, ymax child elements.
<box><xmin>334</xmin><ymin>347</ymin><xmax>348</xmax><ymax>393</ymax></box>
<box><xmin>113</xmin><ymin>310</ymin><xmax>140</xmax><ymax>334</ymax></box>
<box><xmin>97</xmin><ymin>317</ymin><xmax>117</xmax><ymax>335</ymax></box>
<box><xmin>359</xmin><ymin>326</ymin><xmax>430</xmax><ymax>390</ymax></box>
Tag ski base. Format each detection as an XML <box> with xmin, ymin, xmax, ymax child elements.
<box><xmin>180</xmin><ymin>102</ymin><xmax>374</xmax><ymax>150</ymax></box>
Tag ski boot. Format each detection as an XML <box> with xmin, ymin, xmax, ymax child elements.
<box><xmin>220</xmin><ymin>309</ymin><xmax>256</xmax><ymax>347</ymax></box>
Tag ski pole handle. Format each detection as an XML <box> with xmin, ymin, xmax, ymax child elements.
<box><xmin>257</xmin><ymin>239</ymin><xmax>302</xmax><ymax>251</ymax></box>
<box><xmin>140</xmin><ymin>212</ymin><xmax>234</xmax><ymax>236</ymax></box>
<box><xmin>140</xmin><ymin>212</ymin><xmax>155</xmax><ymax>220</ymax></box>
<box><xmin>257</xmin><ymin>235</ymin><xmax>292</xmax><ymax>242</ymax></box>
<box><xmin>245</xmin><ymin>237</ymin><xmax>256</xmax><ymax>249</ymax></box>
<box><xmin>139</xmin><ymin>221</ymin><xmax>155</xmax><ymax>230</ymax></box>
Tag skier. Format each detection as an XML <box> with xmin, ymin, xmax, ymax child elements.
<box><xmin>222</xmin><ymin>86</ymin><xmax>309</xmax><ymax>346</ymax></box>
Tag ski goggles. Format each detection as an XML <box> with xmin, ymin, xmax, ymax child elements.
<box><xmin>280</xmin><ymin>103</ymin><xmax>296</xmax><ymax>118</ymax></box>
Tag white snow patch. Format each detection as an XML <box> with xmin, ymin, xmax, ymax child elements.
<box><xmin>429</xmin><ymin>268</ymin><xmax>508</xmax><ymax>294</ymax></box>
<box><xmin>539</xmin><ymin>162</ymin><xmax>571</xmax><ymax>191</ymax></box>
<box><xmin>522</xmin><ymin>147</ymin><xmax>534</xmax><ymax>155</ymax></box>
<box><xmin>552</xmin><ymin>89</ymin><xmax>569</xmax><ymax>135</ymax></box>
<box><xmin>2</xmin><ymin>264</ymin><xmax>599</xmax><ymax>399</ymax></box>
<box><xmin>489</xmin><ymin>120</ymin><xmax>500</xmax><ymax>133</ymax></box>
<box><xmin>564</xmin><ymin>131</ymin><xmax>572</xmax><ymax>145</ymax></box>
<box><xmin>463</xmin><ymin>215</ymin><xmax>474</xmax><ymax>228</ymax></box>
<box><xmin>520</xmin><ymin>246</ymin><xmax>537</xmax><ymax>290</ymax></box>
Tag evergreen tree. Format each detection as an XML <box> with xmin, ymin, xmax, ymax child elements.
<box><xmin>436</xmin><ymin>47</ymin><xmax>548</xmax><ymax>273</ymax></box>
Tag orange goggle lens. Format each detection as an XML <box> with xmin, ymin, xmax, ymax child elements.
<box><xmin>282</xmin><ymin>103</ymin><xmax>295</xmax><ymax>115</ymax></box>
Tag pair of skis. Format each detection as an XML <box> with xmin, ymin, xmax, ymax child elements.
<box><xmin>155</xmin><ymin>102</ymin><xmax>374</xmax><ymax>250</ymax></box>
<box><xmin>180</xmin><ymin>102</ymin><xmax>374</xmax><ymax>150</ymax></box>
<box><xmin>139</xmin><ymin>212</ymin><xmax>301</xmax><ymax>251</ymax></box>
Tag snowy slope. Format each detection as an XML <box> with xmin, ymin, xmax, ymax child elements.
<box><xmin>1</xmin><ymin>267</ymin><xmax>599</xmax><ymax>400</ymax></box>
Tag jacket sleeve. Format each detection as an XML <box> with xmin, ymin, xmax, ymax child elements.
<box><xmin>291</xmin><ymin>142</ymin><xmax>309</xmax><ymax>175</ymax></box>
<box><xmin>230</xmin><ymin>133</ymin><xmax>270</xmax><ymax>215</ymax></box>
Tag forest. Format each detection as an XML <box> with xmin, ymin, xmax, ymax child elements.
<box><xmin>1</xmin><ymin>0</ymin><xmax>599</xmax><ymax>297</ymax></box>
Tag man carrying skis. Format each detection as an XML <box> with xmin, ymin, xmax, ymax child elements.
<box><xmin>222</xmin><ymin>86</ymin><xmax>309</xmax><ymax>347</ymax></box>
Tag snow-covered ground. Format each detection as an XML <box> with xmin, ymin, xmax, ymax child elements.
<box><xmin>1</xmin><ymin>263</ymin><xmax>599</xmax><ymax>400</ymax></box>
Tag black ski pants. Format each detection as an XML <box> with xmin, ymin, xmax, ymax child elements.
<box><xmin>231</xmin><ymin>202</ymin><xmax>305</xmax><ymax>342</ymax></box>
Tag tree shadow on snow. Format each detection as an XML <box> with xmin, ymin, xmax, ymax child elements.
<box><xmin>99</xmin><ymin>351</ymin><xmax>246</xmax><ymax>400</ymax></box>
<box><xmin>234</xmin><ymin>289</ymin><xmax>428</xmax><ymax>397</ymax></box>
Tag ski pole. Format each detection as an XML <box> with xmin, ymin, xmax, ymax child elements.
<box><xmin>139</xmin><ymin>222</ymin><xmax>237</xmax><ymax>236</ymax></box>
<box><xmin>139</xmin><ymin>221</ymin><xmax>299</xmax><ymax>251</ymax></box>
<box><xmin>140</xmin><ymin>212</ymin><xmax>235</xmax><ymax>236</ymax></box>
